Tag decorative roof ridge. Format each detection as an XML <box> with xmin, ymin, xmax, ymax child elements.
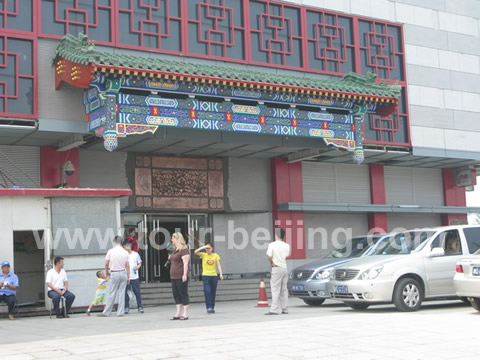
<box><xmin>54</xmin><ymin>33</ymin><xmax>402</xmax><ymax>99</ymax></box>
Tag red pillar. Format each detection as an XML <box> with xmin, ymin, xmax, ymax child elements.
<box><xmin>442</xmin><ymin>168</ymin><xmax>467</xmax><ymax>225</ymax></box>
<box><xmin>271</xmin><ymin>158</ymin><xmax>305</xmax><ymax>259</ymax></box>
<box><xmin>368</xmin><ymin>164</ymin><xmax>388</xmax><ymax>233</ymax></box>
<box><xmin>40</xmin><ymin>147</ymin><xmax>80</xmax><ymax>188</ymax></box>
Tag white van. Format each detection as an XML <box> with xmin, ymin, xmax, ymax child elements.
<box><xmin>328</xmin><ymin>225</ymin><xmax>480</xmax><ymax>312</ymax></box>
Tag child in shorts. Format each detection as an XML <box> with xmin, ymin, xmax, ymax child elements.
<box><xmin>86</xmin><ymin>270</ymin><xmax>109</xmax><ymax>315</ymax></box>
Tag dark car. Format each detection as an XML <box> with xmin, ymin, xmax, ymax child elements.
<box><xmin>288</xmin><ymin>234</ymin><xmax>386</xmax><ymax>306</ymax></box>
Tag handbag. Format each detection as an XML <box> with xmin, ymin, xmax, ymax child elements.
<box><xmin>127</xmin><ymin>288</ymin><xmax>138</xmax><ymax>309</ymax></box>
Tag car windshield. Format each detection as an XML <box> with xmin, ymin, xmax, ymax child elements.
<box><xmin>327</xmin><ymin>236</ymin><xmax>380</xmax><ymax>259</ymax></box>
<box><xmin>370</xmin><ymin>231</ymin><xmax>436</xmax><ymax>255</ymax></box>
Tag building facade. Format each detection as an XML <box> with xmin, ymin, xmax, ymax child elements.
<box><xmin>1</xmin><ymin>0</ymin><xmax>479</xmax><ymax>307</ymax></box>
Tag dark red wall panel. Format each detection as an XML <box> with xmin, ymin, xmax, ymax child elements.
<box><xmin>41</xmin><ymin>146</ymin><xmax>79</xmax><ymax>188</ymax></box>
<box><xmin>442</xmin><ymin>168</ymin><xmax>467</xmax><ymax>225</ymax></box>
<box><xmin>271</xmin><ymin>157</ymin><xmax>305</xmax><ymax>259</ymax></box>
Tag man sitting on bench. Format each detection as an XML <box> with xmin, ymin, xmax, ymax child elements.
<box><xmin>46</xmin><ymin>257</ymin><xmax>76</xmax><ymax>318</ymax></box>
<box><xmin>0</xmin><ymin>261</ymin><xmax>19</xmax><ymax>320</ymax></box>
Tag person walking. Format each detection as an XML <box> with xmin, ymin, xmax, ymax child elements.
<box><xmin>99</xmin><ymin>236</ymin><xmax>130</xmax><ymax>317</ymax></box>
<box><xmin>123</xmin><ymin>241</ymin><xmax>144</xmax><ymax>314</ymax></box>
<box><xmin>169</xmin><ymin>232</ymin><xmax>190</xmax><ymax>320</ymax></box>
<box><xmin>265</xmin><ymin>228</ymin><xmax>290</xmax><ymax>315</ymax></box>
<box><xmin>0</xmin><ymin>261</ymin><xmax>19</xmax><ymax>320</ymax></box>
<box><xmin>194</xmin><ymin>243</ymin><xmax>223</xmax><ymax>314</ymax></box>
<box><xmin>46</xmin><ymin>257</ymin><xmax>76</xmax><ymax>318</ymax></box>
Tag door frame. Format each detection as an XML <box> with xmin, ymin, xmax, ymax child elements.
<box><xmin>44</xmin><ymin>198</ymin><xmax>53</xmax><ymax>309</ymax></box>
<box><xmin>121</xmin><ymin>212</ymin><xmax>210</xmax><ymax>283</ymax></box>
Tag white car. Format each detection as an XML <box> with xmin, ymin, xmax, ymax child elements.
<box><xmin>454</xmin><ymin>227</ymin><xmax>480</xmax><ymax>311</ymax></box>
<box><xmin>328</xmin><ymin>225</ymin><xmax>480</xmax><ymax>312</ymax></box>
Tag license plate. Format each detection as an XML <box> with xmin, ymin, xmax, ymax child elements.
<box><xmin>292</xmin><ymin>285</ymin><xmax>304</xmax><ymax>292</ymax></box>
<box><xmin>335</xmin><ymin>285</ymin><xmax>348</xmax><ymax>294</ymax></box>
<box><xmin>473</xmin><ymin>267</ymin><xmax>480</xmax><ymax>276</ymax></box>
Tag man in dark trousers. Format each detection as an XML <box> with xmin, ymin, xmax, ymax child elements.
<box><xmin>0</xmin><ymin>261</ymin><xmax>19</xmax><ymax>320</ymax></box>
<box><xmin>46</xmin><ymin>257</ymin><xmax>76</xmax><ymax>318</ymax></box>
<box><xmin>124</xmin><ymin>241</ymin><xmax>144</xmax><ymax>314</ymax></box>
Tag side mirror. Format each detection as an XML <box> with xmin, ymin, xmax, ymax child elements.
<box><xmin>429</xmin><ymin>247</ymin><xmax>445</xmax><ymax>258</ymax></box>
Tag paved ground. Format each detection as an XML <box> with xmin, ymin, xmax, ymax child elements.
<box><xmin>0</xmin><ymin>298</ymin><xmax>478</xmax><ymax>360</ymax></box>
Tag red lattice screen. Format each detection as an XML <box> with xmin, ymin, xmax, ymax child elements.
<box><xmin>40</xmin><ymin>0</ymin><xmax>114</xmax><ymax>44</ymax></box>
<box><xmin>187</xmin><ymin>0</ymin><xmax>246</xmax><ymax>60</ymax></box>
<box><xmin>0</xmin><ymin>0</ymin><xmax>37</xmax><ymax>119</ymax></box>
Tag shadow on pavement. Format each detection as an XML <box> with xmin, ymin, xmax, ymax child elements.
<box><xmin>331</xmin><ymin>300</ymin><xmax>471</xmax><ymax>314</ymax></box>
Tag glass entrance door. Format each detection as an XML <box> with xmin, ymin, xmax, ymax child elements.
<box><xmin>122</xmin><ymin>213</ymin><xmax>209</xmax><ymax>283</ymax></box>
<box><xmin>188</xmin><ymin>214</ymin><xmax>210</xmax><ymax>280</ymax></box>
<box><xmin>146</xmin><ymin>215</ymin><xmax>188</xmax><ymax>283</ymax></box>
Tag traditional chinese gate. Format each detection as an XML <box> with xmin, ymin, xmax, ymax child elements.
<box><xmin>54</xmin><ymin>34</ymin><xmax>401</xmax><ymax>165</ymax></box>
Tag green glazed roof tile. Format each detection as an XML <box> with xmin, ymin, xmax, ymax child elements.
<box><xmin>54</xmin><ymin>33</ymin><xmax>402</xmax><ymax>99</ymax></box>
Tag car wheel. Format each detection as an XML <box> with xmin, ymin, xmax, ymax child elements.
<box><xmin>345</xmin><ymin>302</ymin><xmax>370</xmax><ymax>310</ymax></box>
<box><xmin>393</xmin><ymin>278</ymin><xmax>423</xmax><ymax>312</ymax></box>
<box><xmin>303</xmin><ymin>298</ymin><xmax>325</xmax><ymax>306</ymax></box>
<box><xmin>470</xmin><ymin>298</ymin><xmax>480</xmax><ymax>312</ymax></box>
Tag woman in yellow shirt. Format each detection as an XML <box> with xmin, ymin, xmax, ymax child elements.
<box><xmin>194</xmin><ymin>243</ymin><xmax>223</xmax><ymax>313</ymax></box>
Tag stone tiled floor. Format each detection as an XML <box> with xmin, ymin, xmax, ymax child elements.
<box><xmin>1</xmin><ymin>298</ymin><xmax>478</xmax><ymax>359</ymax></box>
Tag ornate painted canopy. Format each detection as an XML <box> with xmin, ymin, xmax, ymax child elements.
<box><xmin>54</xmin><ymin>34</ymin><xmax>402</xmax><ymax>164</ymax></box>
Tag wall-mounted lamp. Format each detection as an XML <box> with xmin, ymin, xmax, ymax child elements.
<box><xmin>61</xmin><ymin>161</ymin><xmax>76</xmax><ymax>188</ymax></box>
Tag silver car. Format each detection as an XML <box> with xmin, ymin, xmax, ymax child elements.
<box><xmin>329</xmin><ymin>226</ymin><xmax>480</xmax><ymax>312</ymax></box>
<box><xmin>288</xmin><ymin>234</ymin><xmax>384</xmax><ymax>306</ymax></box>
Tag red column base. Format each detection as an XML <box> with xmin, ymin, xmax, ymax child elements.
<box><xmin>441</xmin><ymin>214</ymin><xmax>468</xmax><ymax>226</ymax></box>
<box><xmin>272</xmin><ymin>211</ymin><xmax>306</xmax><ymax>259</ymax></box>
<box><xmin>368</xmin><ymin>213</ymin><xmax>388</xmax><ymax>234</ymax></box>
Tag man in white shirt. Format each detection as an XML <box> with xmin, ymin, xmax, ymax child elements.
<box><xmin>123</xmin><ymin>242</ymin><xmax>143</xmax><ymax>314</ymax></box>
<box><xmin>99</xmin><ymin>236</ymin><xmax>130</xmax><ymax>317</ymax></box>
<box><xmin>265</xmin><ymin>228</ymin><xmax>291</xmax><ymax>315</ymax></box>
<box><xmin>46</xmin><ymin>257</ymin><xmax>76</xmax><ymax>318</ymax></box>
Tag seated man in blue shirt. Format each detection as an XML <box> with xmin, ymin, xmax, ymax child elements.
<box><xmin>0</xmin><ymin>261</ymin><xmax>19</xmax><ymax>320</ymax></box>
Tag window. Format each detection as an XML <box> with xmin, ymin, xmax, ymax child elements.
<box><xmin>117</xmin><ymin>0</ymin><xmax>182</xmax><ymax>51</ymax></box>
<box><xmin>372</xmin><ymin>231</ymin><xmax>434</xmax><ymax>255</ymax></box>
<box><xmin>40</xmin><ymin>0</ymin><xmax>114</xmax><ymax>44</ymax></box>
<box><xmin>306</xmin><ymin>10</ymin><xmax>354</xmax><ymax>74</ymax></box>
<box><xmin>187</xmin><ymin>0</ymin><xmax>246</xmax><ymax>60</ymax></box>
<box><xmin>463</xmin><ymin>227</ymin><xmax>480</xmax><ymax>254</ymax></box>
<box><xmin>0</xmin><ymin>37</ymin><xmax>35</xmax><ymax>116</ymax></box>
<box><xmin>0</xmin><ymin>0</ymin><xmax>36</xmax><ymax>119</ymax></box>
<box><xmin>0</xmin><ymin>0</ymin><xmax>34</xmax><ymax>32</ymax></box>
<box><xmin>358</xmin><ymin>20</ymin><xmax>404</xmax><ymax>82</ymax></box>
<box><xmin>431</xmin><ymin>230</ymin><xmax>463</xmax><ymax>256</ymax></box>
<box><xmin>249</xmin><ymin>1</ymin><xmax>303</xmax><ymax>68</ymax></box>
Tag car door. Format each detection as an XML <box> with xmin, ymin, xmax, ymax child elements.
<box><xmin>423</xmin><ymin>229</ymin><xmax>463</xmax><ymax>296</ymax></box>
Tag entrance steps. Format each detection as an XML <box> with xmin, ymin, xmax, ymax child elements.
<box><xmin>0</xmin><ymin>302</ymin><xmax>49</xmax><ymax>317</ymax></box>
<box><xmin>141</xmin><ymin>278</ymin><xmax>272</xmax><ymax>306</ymax></box>
<box><xmin>0</xmin><ymin>279</ymin><xmax>272</xmax><ymax>317</ymax></box>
